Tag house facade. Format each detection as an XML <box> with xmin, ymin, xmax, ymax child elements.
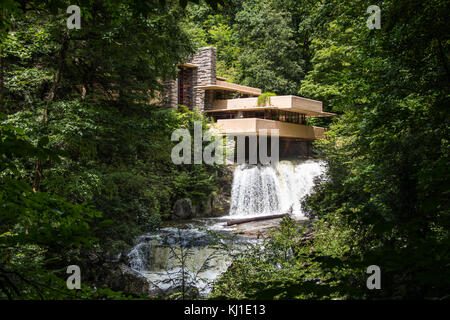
<box><xmin>164</xmin><ymin>47</ymin><xmax>334</xmax><ymax>158</ymax></box>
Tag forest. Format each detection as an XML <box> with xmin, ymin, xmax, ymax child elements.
<box><xmin>0</xmin><ymin>0</ymin><xmax>449</xmax><ymax>300</ymax></box>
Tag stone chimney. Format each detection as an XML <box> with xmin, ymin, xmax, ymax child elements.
<box><xmin>163</xmin><ymin>47</ymin><xmax>217</xmax><ymax>111</ymax></box>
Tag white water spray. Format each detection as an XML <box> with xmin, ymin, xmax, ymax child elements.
<box><xmin>229</xmin><ymin>160</ymin><xmax>326</xmax><ymax>218</ymax></box>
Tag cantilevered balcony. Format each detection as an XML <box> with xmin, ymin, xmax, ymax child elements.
<box><xmin>206</xmin><ymin>95</ymin><xmax>335</xmax><ymax>117</ymax></box>
<box><xmin>213</xmin><ymin>118</ymin><xmax>327</xmax><ymax>140</ymax></box>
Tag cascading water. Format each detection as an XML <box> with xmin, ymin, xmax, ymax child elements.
<box><xmin>127</xmin><ymin>226</ymin><xmax>255</xmax><ymax>297</ymax></box>
<box><xmin>229</xmin><ymin>160</ymin><xmax>326</xmax><ymax>218</ymax></box>
<box><xmin>127</xmin><ymin>159</ymin><xmax>325</xmax><ymax>297</ymax></box>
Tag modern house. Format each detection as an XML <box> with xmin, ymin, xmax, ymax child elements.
<box><xmin>164</xmin><ymin>47</ymin><xmax>335</xmax><ymax>158</ymax></box>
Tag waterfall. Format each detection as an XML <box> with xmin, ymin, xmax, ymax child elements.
<box><xmin>126</xmin><ymin>227</ymin><xmax>243</xmax><ymax>297</ymax></box>
<box><xmin>229</xmin><ymin>160</ymin><xmax>326</xmax><ymax>218</ymax></box>
<box><xmin>126</xmin><ymin>159</ymin><xmax>325</xmax><ymax>297</ymax></box>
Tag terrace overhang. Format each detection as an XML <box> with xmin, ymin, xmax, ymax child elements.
<box><xmin>196</xmin><ymin>80</ymin><xmax>261</xmax><ymax>96</ymax></box>
<box><xmin>178</xmin><ymin>62</ymin><xmax>198</xmax><ymax>68</ymax></box>
<box><xmin>206</xmin><ymin>95</ymin><xmax>336</xmax><ymax>117</ymax></box>
<box><xmin>213</xmin><ymin>118</ymin><xmax>327</xmax><ymax>140</ymax></box>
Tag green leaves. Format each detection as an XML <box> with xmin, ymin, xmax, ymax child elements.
<box><xmin>211</xmin><ymin>0</ymin><xmax>449</xmax><ymax>300</ymax></box>
<box><xmin>0</xmin><ymin>0</ymin><xmax>225</xmax><ymax>299</ymax></box>
<box><xmin>297</xmin><ymin>0</ymin><xmax>450</xmax><ymax>299</ymax></box>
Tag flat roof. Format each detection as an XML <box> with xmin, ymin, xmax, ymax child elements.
<box><xmin>196</xmin><ymin>80</ymin><xmax>261</xmax><ymax>96</ymax></box>
<box><xmin>178</xmin><ymin>62</ymin><xmax>198</xmax><ymax>68</ymax></box>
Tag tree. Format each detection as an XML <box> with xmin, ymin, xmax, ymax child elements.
<box><xmin>212</xmin><ymin>0</ymin><xmax>450</xmax><ymax>299</ymax></box>
<box><xmin>300</xmin><ymin>0</ymin><xmax>450</xmax><ymax>298</ymax></box>
<box><xmin>0</xmin><ymin>0</ymin><xmax>224</xmax><ymax>299</ymax></box>
<box><xmin>185</xmin><ymin>0</ymin><xmax>304</xmax><ymax>94</ymax></box>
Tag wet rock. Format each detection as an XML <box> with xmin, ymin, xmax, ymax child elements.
<box><xmin>192</xmin><ymin>198</ymin><xmax>210</xmax><ymax>217</ymax></box>
<box><xmin>230</xmin><ymin>216</ymin><xmax>312</xmax><ymax>238</ymax></box>
<box><xmin>209</xmin><ymin>165</ymin><xmax>233</xmax><ymax>216</ymax></box>
<box><xmin>201</xmin><ymin>196</ymin><xmax>213</xmax><ymax>216</ymax></box>
<box><xmin>106</xmin><ymin>264</ymin><xmax>150</xmax><ymax>297</ymax></box>
<box><xmin>211</xmin><ymin>192</ymin><xmax>230</xmax><ymax>216</ymax></box>
<box><xmin>173</xmin><ymin>198</ymin><xmax>194</xmax><ymax>219</ymax></box>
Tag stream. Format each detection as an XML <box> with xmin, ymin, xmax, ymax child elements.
<box><xmin>127</xmin><ymin>160</ymin><xmax>326</xmax><ymax>297</ymax></box>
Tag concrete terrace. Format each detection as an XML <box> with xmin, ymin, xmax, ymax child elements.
<box><xmin>164</xmin><ymin>47</ymin><xmax>335</xmax><ymax>156</ymax></box>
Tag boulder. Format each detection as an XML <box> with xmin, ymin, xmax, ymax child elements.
<box><xmin>211</xmin><ymin>192</ymin><xmax>230</xmax><ymax>216</ymax></box>
<box><xmin>100</xmin><ymin>263</ymin><xmax>150</xmax><ymax>297</ymax></box>
<box><xmin>173</xmin><ymin>198</ymin><xmax>194</xmax><ymax>219</ymax></box>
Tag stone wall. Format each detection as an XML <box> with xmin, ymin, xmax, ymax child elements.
<box><xmin>164</xmin><ymin>47</ymin><xmax>217</xmax><ymax>111</ymax></box>
<box><xmin>280</xmin><ymin>139</ymin><xmax>313</xmax><ymax>158</ymax></box>
<box><xmin>163</xmin><ymin>78</ymin><xmax>178</xmax><ymax>109</ymax></box>
<box><xmin>178</xmin><ymin>67</ymin><xmax>194</xmax><ymax>107</ymax></box>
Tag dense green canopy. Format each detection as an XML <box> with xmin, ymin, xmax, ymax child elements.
<box><xmin>1</xmin><ymin>0</ymin><xmax>448</xmax><ymax>300</ymax></box>
<box><xmin>0</xmin><ymin>0</ymin><xmax>223</xmax><ymax>299</ymax></box>
<box><xmin>212</xmin><ymin>0</ymin><xmax>449</xmax><ymax>299</ymax></box>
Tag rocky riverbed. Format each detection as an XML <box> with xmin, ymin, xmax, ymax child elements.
<box><xmin>114</xmin><ymin>215</ymin><xmax>313</xmax><ymax>298</ymax></box>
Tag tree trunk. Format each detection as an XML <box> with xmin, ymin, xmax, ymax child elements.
<box><xmin>43</xmin><ymin>32</ymin><xmax>70</xmax><ymax>121</ymax></box>
<box><xmin>0</xmin><ymin>46</ymin><xmax>4</xmax><ymax>104</ymax></box>
<box><xmin>437</xmin><ymin>39</ymin><xmax>450</xmax><ymax>84</ymax></box>
<box><xmin>0</xmin><ymin>12</ymin><xmax>4</xmax><ymax>105</ymax></box>
<box><xmin>32</xmin><ymin>32</ymin><xmax>70</xmax><ymax>192</ymax></box>
<box><xmin>226</xmin><ymin>213</ymin><xmax>287</xmax><ymax>226</ymax></box>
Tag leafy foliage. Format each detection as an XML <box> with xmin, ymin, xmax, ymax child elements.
<box><xmin>0</xmin><ymin>0</ymin><xmax>224</xmax><ymax>299</ymax></box>
<box><xmin>257</xmin><ymin>92</ymin><xmax>276</xmax><ymax>107</ymax></box>
<box><xmin>1</xmin><ymin>0</ymin><xmax>448</xmax><ymax>300</ymax></box>
<box><xmin>184</xmin><ymin>0</ymin><xmax>304</xmax><ymax>94</ymax></box>
<box><xmin>212</xmin><ymin>0</ymin><xmax>449</xmax><ymax>300</ymax></box>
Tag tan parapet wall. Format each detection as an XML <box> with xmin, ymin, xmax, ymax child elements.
<box><xmin>214</xmin><ymin>118</ymin><xmax>327</xmax><ymax>140</ymax></box>
<box><xmin>209</xmin><ymin>95</ymin><xmax>332</xmax><ymax>116</ymax></box>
